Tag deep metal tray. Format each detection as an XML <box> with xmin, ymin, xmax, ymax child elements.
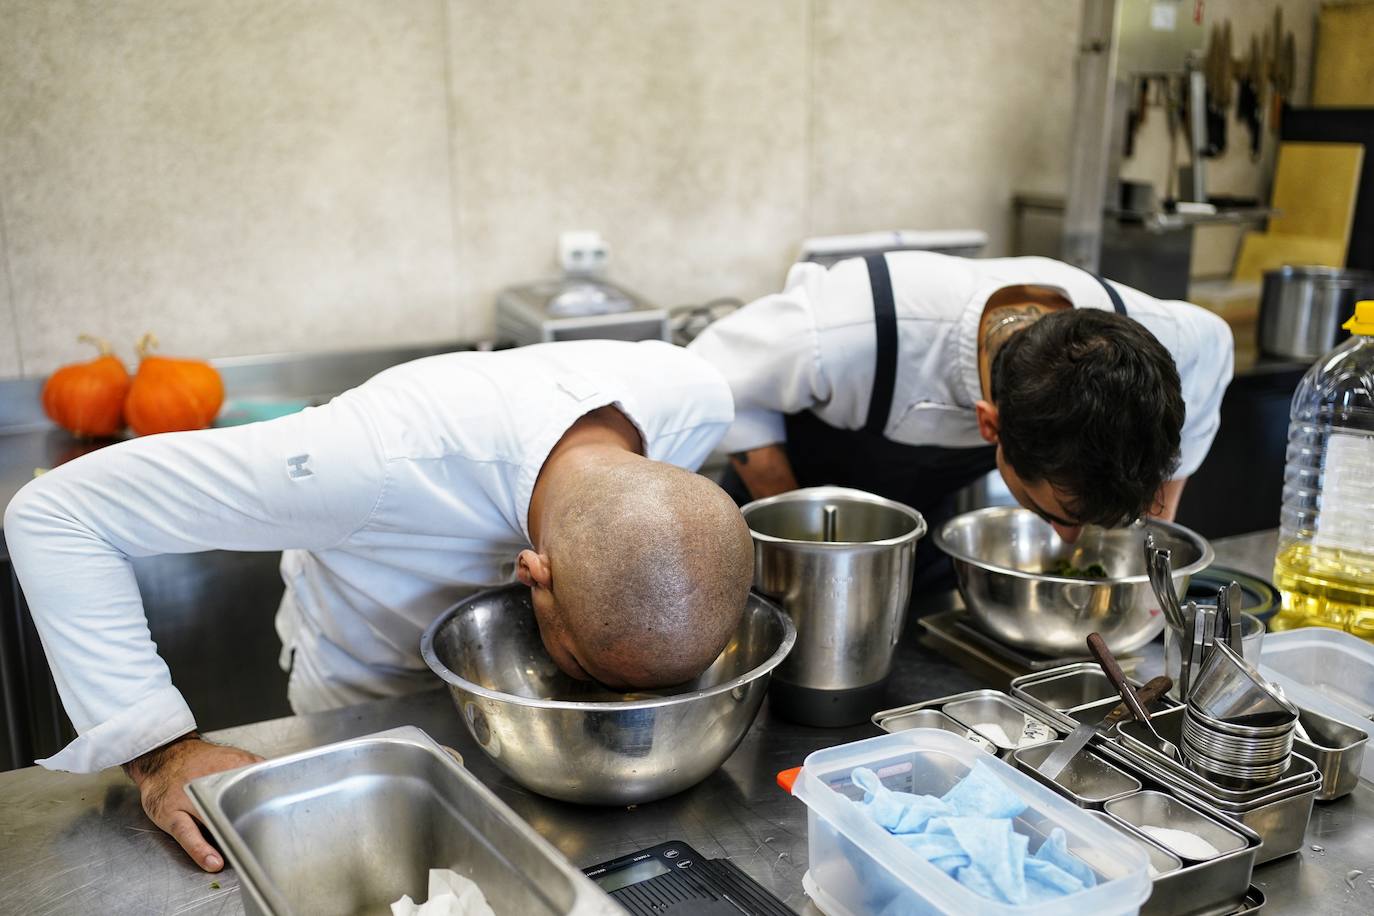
<box><xmin>187</xmin><ymin>726</ymin><xmax>621</xmax><ymax>916</ymax></box>
<box><xmin>872</xmin><ymin>689</ymin><xmax>1056</xmax><ymax>758</ymax></box>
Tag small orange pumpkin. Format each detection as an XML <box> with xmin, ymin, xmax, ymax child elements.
<box><xmin>41</xmin><ymin>335</ymin><xmax>131</xmax><ymax>438</ymax></box>
<box><xmin>124</xmin><ymin>333</ymin><xmax>225</xmax><ymax>436</ymax></box>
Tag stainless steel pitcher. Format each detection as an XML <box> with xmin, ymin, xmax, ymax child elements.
<box><xmin>742</xmin><ymin>486</ymin><xmax>925</xmax><ymax>726</ymax></box>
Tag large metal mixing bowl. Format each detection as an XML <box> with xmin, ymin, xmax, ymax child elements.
<box><xmin>933</xmin><ymin>507</ymin><xmax>1212</xmax><ymax>656</ymax></box>
<box><xmin>420</xmin><ymin>584</ymin><xmax>795</xmax><ymax>805</ymax></box>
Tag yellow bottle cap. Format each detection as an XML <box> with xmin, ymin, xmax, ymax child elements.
<box><xmin>1345</xmin><ymin>300</ymin><xmax>1374</xmax><ymax>335</ymax></box>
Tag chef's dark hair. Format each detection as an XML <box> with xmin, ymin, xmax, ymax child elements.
<box><xmin>990</xmin><ymin>309</ymin><xmax>1184</xmax><ymax>526</ymax></box>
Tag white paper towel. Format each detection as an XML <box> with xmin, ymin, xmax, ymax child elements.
<box><xmin>390</xmin><ymin>868</ymin><xmax>497</xmax><ymax>916</ymax></box>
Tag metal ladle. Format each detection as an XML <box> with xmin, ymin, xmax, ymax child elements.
<box><xmin>1088</xmin><ymin>632</ymin><xmax>1182</xmax><ymax>762</ymax></box>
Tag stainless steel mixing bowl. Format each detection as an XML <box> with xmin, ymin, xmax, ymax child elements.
<box><xmin>933</xmin><ymin>507</ymin><xmax>1212</xmax><ymax>656</ymax></box>
<box><xmin>420</xmin><ymin>584</ymin><xmax>795</xmax><ymax>804</ymax></box>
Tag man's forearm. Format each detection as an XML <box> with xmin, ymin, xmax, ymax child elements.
<box><xmin>730</xmin><ymin>445</ymin><xmax>800</xmax><ymax>500</ymax></box>
<box><xmin>123</xmin><ymin>731</ymin><xmax>200</xmax><ymax>783</ymax></box>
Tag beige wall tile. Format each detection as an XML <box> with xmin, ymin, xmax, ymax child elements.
<box><xmin>0</xmin><ymin>0</ymin><xmax>460</xmax><ymax>377</ymax></box>
<box><xmin>445</xmin><ymin>0</ymin><xmax>809</xmax><ymax>336</ymax></box>
<box><xmin>0</xmin><ymin>215</ymin><xmax>18</xmax><ymax>377</ymax></box>
<box><xmin>809</xmin><ymin>0</ymin><xmax>1079</xmax><ymax>258</ymax></box>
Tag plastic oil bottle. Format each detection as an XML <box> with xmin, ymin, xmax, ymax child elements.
<box><xmin>1273</xmin><ymin>300</ymin><xmax>1374</xmax><ymax>637</ymax></box>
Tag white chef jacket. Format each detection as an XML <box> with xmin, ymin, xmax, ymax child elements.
<box><xmin>688</xmin><ymin>253</ymin><xmax>1234</xmax><ymax>479</ymax></box>
<box><xmin>3</xmin><ymin>340</ymin><xmax>734</xmax><ymax>773</ymax></box>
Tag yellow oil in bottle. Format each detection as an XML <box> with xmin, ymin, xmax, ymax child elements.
<box><xmin>1272</xmin><ymin>541</ymin><xmax>1374</xmax><ymax>639</ymax></box>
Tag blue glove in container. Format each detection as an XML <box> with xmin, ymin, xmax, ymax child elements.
<box><xmin>790</xmin><ymin>729</ymin><xmax>1152</xmax><ymax>916</ymax></box>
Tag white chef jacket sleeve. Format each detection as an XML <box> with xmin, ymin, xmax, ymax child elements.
<box><xmin>3</xmin><ymin>393</ymin><xmax>386</xmax><ymax>773</ymax></box>
<box><xmin>1168</xmin><ymin>303</ymin><xmax>1235</xmax><ymax>479</ymax></box>
<box><xmin>686</xmin><ymin>292</ymin><xmax>827</xmax><ymax>454</ymax></box>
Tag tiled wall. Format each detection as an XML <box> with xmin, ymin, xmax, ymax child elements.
<box><xmin>0</xmin><ymin>0</ymin><xmax>1319</xmax><ymax>379</ymax></box>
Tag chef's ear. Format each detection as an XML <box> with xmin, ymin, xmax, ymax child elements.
<box><xmin>974</xmin><ymin>400</ymin><xmax>1000</xmax><ymax>445</ymax></box>
<box><xmin>516</xmin><ymin>550</ymin><xmax>553</xmax><ymax>590</ymax></box>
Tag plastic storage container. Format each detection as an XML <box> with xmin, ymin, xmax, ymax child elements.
<box><xmin>1260</xmin><ymin>626</ymin><xmax>1374</xmax><ymax>782</ymax></box>
<box><xmin>1273</xmin><ymin>300</ymin><xmax>1374</xmax><ymax>637</ymax></box>
<box><xmin>791</xmin><ymin>729</ymin><xmax>1152</xmax><ymax>916</ymax></box>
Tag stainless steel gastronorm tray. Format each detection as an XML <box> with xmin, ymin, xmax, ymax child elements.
<box><xmin>873</xmin><ymin>689</ymin><xmax>1056</xmax><ymax>758</ymax></box>
<box><xmin>1015</xmin><ymin>665</ymin><xmax>1318</xmax><ymax>866</ymax></box>
<box><xmin>187</xmin><ymin>726</ymin><xmax>622</xmax><ymax>916</ymax></box>
<box><xmin>898</xmin><ymin>684</ymin><xmax>1263</xmax><ymax>916</ymax></box>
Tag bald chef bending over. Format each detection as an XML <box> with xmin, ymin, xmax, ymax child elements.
<box><xmin>689</xmin><ymin>252</ymin><xmax>1234</xmax><ymax>571</ymax></box>
<box><xmin>4</xmin><ymin>339</ymin><xmax>754</xmax><ymax>872</ymax></box>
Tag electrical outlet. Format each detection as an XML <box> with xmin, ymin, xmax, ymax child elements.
<box><xmin>559</xmin><ymin>230</ymin><xmax>609</xmax><ymax>276</ymax></box>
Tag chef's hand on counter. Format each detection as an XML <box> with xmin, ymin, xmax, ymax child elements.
<box><xmin>124</xmin><ymin>732</ymin><xmax>263</xmax><ymax>872</ymax></box>
<box><xmin>730</xmin><ymin>444</ymin><xmax>799</xmax><ymax>500</ymax></box>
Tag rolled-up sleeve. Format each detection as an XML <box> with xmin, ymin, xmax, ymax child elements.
<box><xmin>687</xmin><ymin>292</ymin><xmax>826</xmax><ymax>454</ymax></box>
<box><xmin>3</xmin><ymin>395</ymin><xmax>385</xmax><ymax>773</ymax></box>
<box><xmin>1171</xmin><ymin>304</ymin><xmax>1236</xmax><ymax>478</ymax></box>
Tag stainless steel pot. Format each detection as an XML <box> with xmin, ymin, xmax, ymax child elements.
<box><xmin>1258</xmin><ymin>266</ymin><xmax>1374</xmax><ymax>361</ymax></box>
<box><xmin>742</xmin><ymin>486</ymin><xmax>925</xmax><ymax>726</ymax></box>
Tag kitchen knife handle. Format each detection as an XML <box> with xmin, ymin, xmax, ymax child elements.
<box><xmin>1088</xmin><ymin>632</ymin><xmax>1152</xmax><ymax>724</ymax></box>
<box><xmin>1102</xmin><ymin>675</ymin><xmax>1173</xmax><ymax>726</ymax></box>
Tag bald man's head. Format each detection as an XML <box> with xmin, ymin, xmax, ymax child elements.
<box><xmin>524</xmin><ymin>457</ymin><xmax>754</xmax><ymax>689</ymax></box>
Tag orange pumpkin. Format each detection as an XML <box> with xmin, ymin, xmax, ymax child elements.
<box><xmin>124</xmin><ymin>333</ymin><xmax>225</xmax><ymax>436</ymax></box>
<box><xmin>41</xmin><ymin>335</ymin><xmax>131</xmax><ymax>438</ymax></box>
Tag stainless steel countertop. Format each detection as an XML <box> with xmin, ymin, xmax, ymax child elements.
<box><xmin>2</xmin><ymin>529</ymin><xmax>1371</xmax><ymax>915</ymax></box>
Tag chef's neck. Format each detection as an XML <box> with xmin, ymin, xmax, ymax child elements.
<box><xmin>976</xmin><ymin>285</ymin><xmax>1072</xmax><ymax>399</ymax></box>
<box><xmin>527</xmin><ymin>406</ymin><xmax>645</xmax><ymax>545</ymax></box>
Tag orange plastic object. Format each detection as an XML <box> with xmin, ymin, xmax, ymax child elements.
<box><xmin>776</xmin><ymin>766</ymin><xmax>802</xmax><ymax>793</ymax></box>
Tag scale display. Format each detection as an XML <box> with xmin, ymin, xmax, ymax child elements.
<box><xmin>582</xmin><ymin>840</ymin><xmax>793</xmax><ymax>916</ymax></box>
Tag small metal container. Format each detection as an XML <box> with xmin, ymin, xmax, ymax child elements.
<box><xmin>1088</xmin><ymin>808</ymin><xmax>1254</xmax><ymax>916</ymax></box>
<box><xmin>1012</xmin><ymin>666</ymin><xmax>1121</xmax><ymax>713</ymax></box>
<box><xmin>187</xmin><ymin>727</ymin><xmax>622</xmax><ymax>916</ymax></box>
<box><xmin>1085</xmin><ymin>811</ymin><xmax>1183</xmax><ymax>875</ymax></box>
<box><xmin>1013</xmin><ymin>741</ymin><xmax>1141</xmax><ymax>805</ymax></box>
<box><xmin>1293</xmin><ymin>706</ymin><xmax>1369</xmax><ymax>802</ymax></box>
<box><xmin>1258</xmin><ymin>265</ymin><xmax>1374</xmax><ymax>361</ymax></box>
<box><xmin>1105</xmin><ymin>791</ymin><xmax>1248</xmax><ymax>862</ymax></box>
<box><xmin>941</xmin><ymin>693</ymin><xmax>1057</xmax><ymax>754</ymax></box>
<box><xmin>872</xmin><ymin>707</ymin><xmax>997</xmax><ymax>754</ymax></box>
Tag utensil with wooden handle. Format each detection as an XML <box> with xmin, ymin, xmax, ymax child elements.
<box><xmin>1090</xmin><ymin>632</ymin><xmax>1182</xmax><ymax>762</ymax></box>
<box><xmin>1037</xmin><ymin>672</ymin><xmax>1173</xmax><ymax>780</ymax></box>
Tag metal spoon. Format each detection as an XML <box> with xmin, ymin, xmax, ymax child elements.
<box><xmin>1088</xmin><ymin>632</ymin><xmax>1182</xmax><ymax>762</ymax></box>
<box><xmin>1144</xmin><ymin>534</ymin><xmax>1186</xmax><ymax>631</ymax></box>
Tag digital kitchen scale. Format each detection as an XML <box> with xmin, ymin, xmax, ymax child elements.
<box><xmin>582</xmin><ymin>840</ymin><xmax>794</xmax><ymax>916</ymax></box>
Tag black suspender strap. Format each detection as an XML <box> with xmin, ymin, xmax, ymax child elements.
<box><xmin>1093</xmin><ymin>272</ymin><xmax>1128</xmax><ymax>315</ymax></box>
<box><xmin>864</xmin><ymin>254</ymin><xmax>899</xmax><ymax>437</ymax></box>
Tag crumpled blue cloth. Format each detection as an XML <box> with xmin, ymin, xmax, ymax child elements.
<box><xmin>850</xmin><ymin>759</ymin><xmax>1097</xmax><ymax>906</ymax></box>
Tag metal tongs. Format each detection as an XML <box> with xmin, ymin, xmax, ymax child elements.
<box><xmin>1145</xmin><ymin>534</ymin><xmax>1245</xmax><ymax>701</ymax></box>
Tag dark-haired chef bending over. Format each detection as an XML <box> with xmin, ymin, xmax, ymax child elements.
<box><xmin>689</xmin><ymin>252</ymin><xmax>1234</xmax><ymax>580</ymax></box>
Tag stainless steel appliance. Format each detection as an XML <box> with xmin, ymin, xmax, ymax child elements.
<box><xmin>743</xmin><ymin>486</ymin><xmax>926</xmax><ymax>726</ymax></box>
<box><xmin>1258</xmin><ymin>265</ymin><xmax>1374</xmax><ymax>360</ymax></box>
<box><xmin>495</xmin><ymin>276</ymin><xmax>670</xmax><ymax>345</ymax></box>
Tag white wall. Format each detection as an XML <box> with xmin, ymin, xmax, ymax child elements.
<box><xmin>0</xmin><ymin>0</ymin><xmax>1322</xmax><ymax>379</ymax></box>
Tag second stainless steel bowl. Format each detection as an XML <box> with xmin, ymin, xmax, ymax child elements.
<box><xmin>421</xmin><ymin>584</ymin><xmax>795</xmax><ymax>804</ymax></box>
<box><xmin>934</xmin><ymin>508</ymin><xmax>1213</xmax><ymax>656</ymax></box>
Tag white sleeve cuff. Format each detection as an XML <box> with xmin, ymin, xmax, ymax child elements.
<box><xmin>717</xmin><ymin>408</ymin><xmax>788</xmax><ymax>454</ymax></box>
<box><xmin>36</xmin><ymin>686</ymin><xmax>197</xmax><ymax>774</ymax></box>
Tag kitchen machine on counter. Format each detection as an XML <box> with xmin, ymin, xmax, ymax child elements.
<box><xmin>743</xmin><ymin>487</ymin><xmax>926</xmax><ymax>726</ymax></box>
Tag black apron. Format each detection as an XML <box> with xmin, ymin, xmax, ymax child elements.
<box><xmin>728</xmin><ymin>256</ymin><xmax>1129</xmax><ymax>593</ymax></box>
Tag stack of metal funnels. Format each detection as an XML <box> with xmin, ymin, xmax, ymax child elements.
<box><xmin>1146</xmin><ymin>533</ymin><xmax>1300</xmax><ymax>790</ymax></box>
<box><xmin>1182</xmin><ymin>643</ymin><xmax>1300</xmax><ymax>789</ymax></box>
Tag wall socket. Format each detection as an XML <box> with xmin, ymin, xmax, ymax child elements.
<box><xmin>559</xmin><ymin>230</ymin><xmax>609</xmax><ymax>276</ymax></box>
